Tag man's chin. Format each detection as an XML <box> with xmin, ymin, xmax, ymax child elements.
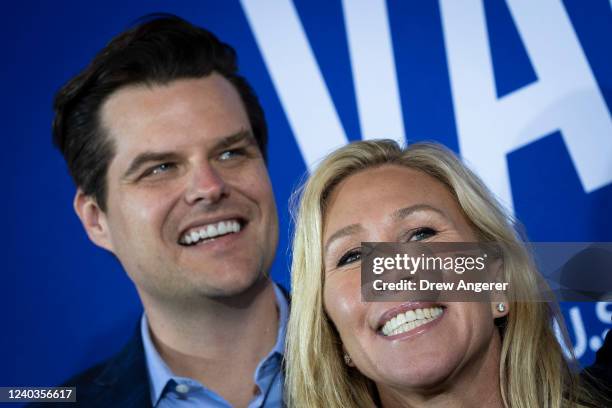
<box><xmin>134</xmin><ymin>263</ymin><xmax>270</xmax><ymax>307</ymax></box>
<box><xmin>194</xmin><ymin>273</ymin><xmax>270</xmax><ymax>303</ymax></box>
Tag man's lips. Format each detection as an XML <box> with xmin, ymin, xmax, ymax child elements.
<box><xmin>178</xmin><ymin>216</ymin><xmax>247</xmax><ymax>246</ymax></box>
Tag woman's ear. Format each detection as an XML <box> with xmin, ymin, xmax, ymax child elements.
<box><xmin>342</xmin><ymin>345</ymin><xmax>356</xmax><ymax>367</ymax></box>
<box><xmin>488</xmin><ymin>256</ymin><xmax>509</xmax><ymax>317</ymax></box>
<box><xmin>73</xmin><ymin>189</ymin><xmax>114</xmax><ymax>252</ymax></box>
<box><xmin>492</xmin><ymin>301</ymin><xmax>509</xmax><ymax>317</ymax></box>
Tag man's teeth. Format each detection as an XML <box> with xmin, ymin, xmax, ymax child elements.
<box><xmin>381</xmin><ymin>307</ymin><xmax>443</xmax><ymax>336</ymax></box>
<box><xmin>181</xmin><ymin>220</ymin><xmax>241</xmax><ymax>245</ymax></box>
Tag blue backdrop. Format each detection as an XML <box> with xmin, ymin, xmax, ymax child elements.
<box><xmin>3</xmin><ymin>0</ymin><xmax>611</xmax><ymax>389</ymax></box>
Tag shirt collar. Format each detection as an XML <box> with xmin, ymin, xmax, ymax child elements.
<box><xmin>140</xmin><ymin>313</ymin><xmax>174</xmax><ymax>406</ymax></box>
<box><xmin>269</xmin><ymin>282</ymin><xmax>289</xmax><ymax>358</ymax></box>
<box><xmin>141</xmin><ymin>282</ymin><xmax>289</xmax><ymax>407</ymax></box>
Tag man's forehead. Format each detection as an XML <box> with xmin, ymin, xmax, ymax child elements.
<box><xmin>100</xmin><ymin>80</ymin><xmax>197</xmax><ymax>134</ymax></box>
<box><xmin>100</xmin><ymin>76</ymin><xmax>250</xmax><ymax>153</ymax></box>
<box><xmin>101</xmin><ymin>74</ymin><xmax>242</xmax><ymax>129</ymax></box>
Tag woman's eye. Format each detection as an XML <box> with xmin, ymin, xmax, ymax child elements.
<box><xmin>337</xmin><ymin>248</ymin><xmax>362</xmax><ymax>267</ymax></box>
<box><xmin>409</xmin><ymin>227</ymin><xmax>436</xmax><ymax>242</ymax></box>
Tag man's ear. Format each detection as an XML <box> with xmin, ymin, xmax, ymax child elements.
<box><xmin>73</xmin><ymin>189</ymin><xmax>114</xmax><ymax>252</ymax></box>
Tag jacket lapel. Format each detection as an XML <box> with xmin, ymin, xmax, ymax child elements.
<box><xmin>87</xmin><ymin>326</ymin><xmax>152</xmax><ymax>408</ymax></box>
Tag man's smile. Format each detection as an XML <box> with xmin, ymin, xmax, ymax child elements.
<box><xmin>179</xmin><ymin>218</ymin><xmax>246</xmax><ymax>246</ymax></box>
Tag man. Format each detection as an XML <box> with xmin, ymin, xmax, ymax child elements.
<box><xmin>46</xmin><ymin>15</ymin><xmax>287</xmax><ymax>408</ymax></box>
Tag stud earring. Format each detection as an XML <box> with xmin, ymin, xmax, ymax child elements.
<box><xmin>344</xmin><ymin>353</ymin><xmax>352</xmax><ymax>366</ymax></box>
<box><xmin>496</xmin><ymin>303</ymin><xmax>506</xmax><ymax>313</ymax></box>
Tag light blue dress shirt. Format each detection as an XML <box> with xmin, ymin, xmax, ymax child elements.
<box><xmin>141</xmin><ymin>283</ymin><xmax>288</xmax><ymax>407</ymax></box>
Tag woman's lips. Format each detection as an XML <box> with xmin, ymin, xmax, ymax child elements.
<box><xmin>374</xmin><ymin>302</ymin><xmax>446</xmax><ymax>337</ymax></box>
<box><xmin>380</xmin><ymin>305</ymin><xmax>444</xmax><ymax>337</ymax></box>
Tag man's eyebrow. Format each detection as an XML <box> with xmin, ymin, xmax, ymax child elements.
<box><xmin>211</xmin><ymin>130</ymin><xmax>256</xmax><ymax>152</ymax></box>
<box><xmin>122</xmin><ymin>151</ymin><xmax>180</xmax><ymax>180</ymax></box>
<box><xmin>121</xmin><ymin>130</ymin><xmax>256</xmax><ymax>180</ymax></box>
<box><xmin>324</xmin><ymin>224</ymin><xmax>363</xmax><ymax>256</ymax></box>
<box><xmin>391</xmin><ymin>204</ymin><xmax>446</xmax><ymax>221</ymax></box>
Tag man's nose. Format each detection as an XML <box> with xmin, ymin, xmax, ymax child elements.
<box><xmin>184</xmin><ymin>163</ymin><xmax>229</xmax><ymax>205</ymax></box>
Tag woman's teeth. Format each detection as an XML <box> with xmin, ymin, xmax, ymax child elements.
<box><xmin>381</xmin><ymin>307</ymin><xmax>443</xmax><ymax>336</ymax></box>
<box><xmin>181</xmin><ymin>220</ymin><xmax>241</xmax><ymax>245</ymax></box>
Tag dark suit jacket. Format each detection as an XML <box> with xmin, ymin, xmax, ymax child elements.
<box><xmin>28</xmin><ymin>284</ymin><xmax>290</xmax><ymax>408</ymax></box>
<box><xmin>28</xmin><ymin>325</ymin><xmax>152</xmax><ymax>408</ymax></box>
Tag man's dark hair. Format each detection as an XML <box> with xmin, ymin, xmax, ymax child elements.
<box><xmin>53</xmin><ymin>14</ymin><xmax>268</xmax><ymax>211</ymax></box>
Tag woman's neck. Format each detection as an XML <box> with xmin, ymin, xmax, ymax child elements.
<box><xmin>378</xmin><ymin>332</ymin><xmax>505</xmax><ymax>408</ymax></box>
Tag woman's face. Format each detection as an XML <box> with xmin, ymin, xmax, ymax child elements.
<box><xmin>322</xmin><ymin>165</ymin><xmax>504</xmax><ymax>394</ymax></box>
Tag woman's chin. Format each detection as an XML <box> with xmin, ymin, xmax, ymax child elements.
<box><xmin>372</xmin><ymin>358</ymin><xmax>458</xmax><ymax>393</ymax></box>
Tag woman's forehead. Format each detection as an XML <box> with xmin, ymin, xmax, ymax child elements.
<box><xmin>322</xmin><ymin>165</ymin><xmax>457</xmax><ymax>227</ymax></box>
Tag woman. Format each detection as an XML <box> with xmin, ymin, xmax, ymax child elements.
<box><xmin>286</xmin><ymin>140</ymin><xmax>602</xmax><ymax>407</ymax></box>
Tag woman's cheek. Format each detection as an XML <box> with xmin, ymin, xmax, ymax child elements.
<box><xmin>324</xmin><ymin>270</ymin><xmax>366</xmax><ymax>335</ymax></box>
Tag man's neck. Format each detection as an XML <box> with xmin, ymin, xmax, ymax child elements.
<box><xmin>141</xmin><ymin>279</ymin><xmax>280</xmax><ymax>406</ymax></box>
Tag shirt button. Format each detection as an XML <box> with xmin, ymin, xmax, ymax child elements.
<box><xmin>175</xmin><ymin>384</ymin><xmax>190</xmax><ymax>395</ymax></box>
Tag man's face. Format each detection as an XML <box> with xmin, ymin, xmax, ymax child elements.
<box><xmin>77</xmin><ymin>74</ymin><xmax>279</xmax><ymax>302</ymax></box>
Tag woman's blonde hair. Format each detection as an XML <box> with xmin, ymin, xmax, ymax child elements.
<box><xmin>286</xmin><ymin>139</ymin><xmax>595</xmax><ymax>408</ymax></box>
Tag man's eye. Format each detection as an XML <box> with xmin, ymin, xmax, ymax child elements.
<box><xmin>219</xmin><ymin>148</ymin><xmax>246</xmax><ymax>161</ymax></box>
<box><xmin>409</xmin><ymin>227</ymin><xmax>436</xmax><ymax>242</ymax></box>
<box><xmin>337</xmin><ymin>248</ymin><xmax>362</xmax><ymax>267</ymax></box>
<box><xmin>143</xmin><ymin>163</ymin><xmax>176</xmax><ymax>178</ymax></box>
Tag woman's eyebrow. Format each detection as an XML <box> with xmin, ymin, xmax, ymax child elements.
<box><xmin>323</xmin><ymin>206</ymin><xmax>446</xmax><ymax>256</ymax></box>
<box><xmin>391</xmin><ymin>204</ymin><xmax>446</xmax><ymax>221</ymax></box>
<box><xmin>324</xmin><ymin>224</ymin><xmax>363</xmax><ymax>256</ymax></box>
